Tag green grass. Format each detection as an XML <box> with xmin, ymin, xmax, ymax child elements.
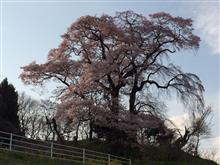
<box><xmin>0</xmin><ymin>149</ymin><xmax>218</xmax><ymax>165</ymax></box>
<box><xmin>132</xmin><ymin>159</ymin><xmax>218</xmax><ymax>165</ymax></box>
<box><xmin>65</xmin><ymin>139</ymin><xmax>218</xmax><ymax>165</ymax></box>
<box><xmin>0</xmin><ymin>138</ymin><xmax>219</xmax><ymax>165</ymax></box>
<box><xmin>0</xmin><ymin>149</ymin><xmax>80</xmax><ymax>165</ymax></box>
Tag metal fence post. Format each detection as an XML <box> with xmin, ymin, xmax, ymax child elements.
<box><xmin>83</xmin><ymin>148</ymin><xmax>85</xmax><ymax>165</ymax></box>
<box><xmin>9</xmin><ymin>133</ymin><xmax>13</xmax><ymax>151</ymax></box>
<box><xmin>108</xmin><ymin>154</ymin><xmax>111</xmax><ymax>165</ymax></box>
<box><xmin>129</xmin><ymin>159</ymin><xmax>131</xmax><ymax>165</ymax></box>
<box><xmin>50</xmin><ymin>142</ymin><xmax>53</xmax><ymax>158</ymax></box>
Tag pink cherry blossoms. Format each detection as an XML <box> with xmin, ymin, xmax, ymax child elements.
<box><xmin>20</xmin><ymin>11</ymin><xmax>204</xmax><ymax>146</ymax></box>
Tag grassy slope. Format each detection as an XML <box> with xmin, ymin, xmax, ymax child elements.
<box><xmin>0</xmin><ymin>149</ymin><xmax>218</xmax><ymax>165</ymax></box>
<box><xmin>66</xmin><ymin>139</ymin><xmax>219</xmax><ymax>165</ymax></box>
<box><xmin>0</xmin><ymin>139</ymin><xmax>218</xmax><ymax>165</ymax></box>
<box><xmin>133</xmin><ymin>159</ymin><xmax>218</xmax><ymax>165</ymax></box>
<box><xmin>0</xmin><ymin>150</ymin><xmax>78</xmax><ymax>165</ymax></box>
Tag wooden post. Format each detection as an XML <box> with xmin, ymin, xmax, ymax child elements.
<box><xmin>50</xmin><ymin>142</ymin><xmax>53</xmax><ymax>158</ymax></box>
<box><xmin>108</xmin><ymin>154</ymin><xmax>111</xmax><ymax>165</ymax></box>
<box><xmin>9</xmin><ymin>133</ymin><xmax>13</xmax><ymax>151</ymax></box>
<box><xmin>83</xmin><ymin>148</ymin><xmax>85</xmax><ymax>165</ymax></box>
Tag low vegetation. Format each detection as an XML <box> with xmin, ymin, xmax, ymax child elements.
<box><xmin>0</xmin><ymin>149</ymin><xmax>218</xmax><ymax>165</ymax></box>
<box><xmin>0</xmin><ymin>150</ymin><xmax>75</xmax><ymax>165</ymax></box>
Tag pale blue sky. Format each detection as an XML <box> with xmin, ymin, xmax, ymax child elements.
<box><xmin>0</xmin><ymin>1</ymin><xmax>219</xmax><ymax>151</ymax></box>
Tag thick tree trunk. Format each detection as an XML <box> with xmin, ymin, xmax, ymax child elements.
<box><xmin>89</xmin><ymin>121</ymin><xmax>93</xmax><ymax>140</ymax></box>
<box><xmin>52</xmin><ymin>118</ymin><xmax>64</xmax><ymax>143</ymax></box>
<box><xmin>110</xmin><ymin>90</ymin><xmax>119</xmax><ymax>114</ymax></box>
<box><xmin>75</xmin><ymin>120</ymin><xmax>81</xmax><ymax>143</ymax></box>
<box><xmin>129</xmin><ymin>91</ymin><xmax>136</xmax><ymax>114</ymax></box>
<box><xmin>129</xmin><ymin>73</ymin><xmax>138</xmax><ymax>114</ymax></box>
<box><xmin>173</xmin><ymin>127</ymin><xmax>190</xmax><ymax>150</ymax></box>
<box><xmin>194</xmin><ymin>135</ymin><xmax>200</xmax><ymax>156</ymax></box>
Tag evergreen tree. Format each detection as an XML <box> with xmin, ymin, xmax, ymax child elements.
<box><xmin>0</xmin><ymin>78</ymin><xmax>21</xmax><ymax>134</ymax></box>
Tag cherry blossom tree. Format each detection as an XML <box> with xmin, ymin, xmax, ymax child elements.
<box><xmin>20</xmin><ymin>11</ymin><xmax>204</xmax><ymax>145</ymax></box>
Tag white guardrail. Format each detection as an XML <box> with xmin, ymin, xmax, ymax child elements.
<box><xmin>0</xmin><ymin>130</ymin><xmax>131</xmax><ymax>165</ymax></box>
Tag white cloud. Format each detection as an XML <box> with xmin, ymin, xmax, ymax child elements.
<box><xmin>193</xmin><ymin>3</ymin><xmax>220</xmax><ymax>55</ymax></box>
<box><xmin>200</xmin><ymin>136</ymin><xmax>220</xmax><ymax>163</ymax></box>
<box><xmin>214</xmin><ymin>136</ymin><xmax>220</xmax><ymax>147</ymax></box>
<box><xmin>200</xmin><ymin>136</ymin><xmax>220</xmax><ymax>149</ymax></box>
<box><xmin>169</xmin><ymin>113</ymin><xmax>189</xmax><ymax>132</ymax></box>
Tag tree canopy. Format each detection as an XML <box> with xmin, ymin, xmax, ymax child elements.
<box><xmin>0</xmin><ymin>78</ymin><xmax>21</xmax><ymax>134</ymax></box>
<box><xmin>20</xmin><ymin>11</ymin><xmax>205</xmax><ymax>147</ymax></box>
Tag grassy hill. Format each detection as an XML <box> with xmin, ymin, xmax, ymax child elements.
<box><xmin>0</xmin><ymin>149</ymin><xmax>218</xmax><ymax>165</ymax></box>
<box><xmin>0</xmin><ymin>150</ymin><xmax>76</xmax><ymax>165</ymax></box>
<box><xmin>65</xmin><ymin>139</ymin><xmax>219</xmax><ymax>165</ymax></box>
<box><xmin>0</xmin><ymin>138</ymin><xmax>218</xmax><ymax>165</ymax></box>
